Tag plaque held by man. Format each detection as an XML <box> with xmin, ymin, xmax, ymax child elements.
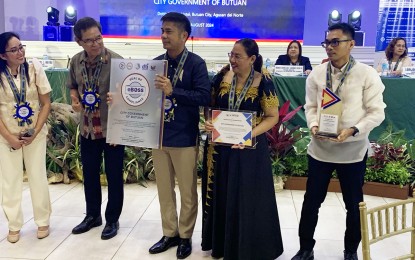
<box><xmin>107</xmin><ymin>59</ymin><xmax>167</xmax><ymax>148</ymax></box>
<box><xmin>315</xmin><ymin>88</ymin><xmax>342</xmax><ymax>139</ymax></box>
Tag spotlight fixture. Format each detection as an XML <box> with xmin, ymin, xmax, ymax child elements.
<box><xmin>328</xmin><ymin>10</ymin><xmax>342</xmax><ymax>27</ymax></box>
<box><xmin>46</xmin><ymin>6</ymin><xmax>60</xmax><ymax>26</ymax></box>
<box><xmin>348</xmin><ymin>10</ymin><xmax>362</xmax><ymax>31</ymax></box>
<box><xmin>64</xmin><ymin>6</ymin><xmax>77</xmax><ymax>26</ymax></box>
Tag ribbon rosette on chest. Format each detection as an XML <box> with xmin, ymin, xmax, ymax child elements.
<box><xmin>13</xmin><ymin>101</ymin><xmax>34</xmax><ymax>126</ymax></box>
<box><xmin>81</xmin><ymin>88</ymin><xmax>101</xmax><ymax>113</ymax></box>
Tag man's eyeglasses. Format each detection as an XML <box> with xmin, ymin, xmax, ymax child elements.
<box><xmin>5</xmin><ymin>45</ymin><xmax>26</xmax><ymax>54</ymax></box>
<box><xmin>321</xmin><ymin>39</ymin><xmax>351</xmax><ymax>48</ymax></box>
<box><xmin>228</xmin><ymin>52</ymin><xmax>248</xmax><ymax>61</ymax></box>
<box><xmin>82</xmin><ymin>36</ymin><xmax>103</xmax><ymax>46</ymax></box>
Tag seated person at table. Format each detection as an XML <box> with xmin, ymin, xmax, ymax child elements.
<box><xmin>275</xmin><ymin>40</ymin><xmax>312</xmax><ymax>75</ymax></box>
<box><xmin>376</xmin><ymin>37</ymin><xmax>413</xmax><ymax>76</ymax></box>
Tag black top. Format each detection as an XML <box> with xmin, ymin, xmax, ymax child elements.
<box><xmin>154</xmin><ymin>50</ymin><xmax>211</xmax><ymax>147</ymax></box>
<box><xmin>275</xmin><ymin>54</ymin><xmax>313</xmax><ymax>71</ymax></box>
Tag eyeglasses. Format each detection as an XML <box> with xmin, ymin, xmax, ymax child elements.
<box><xmin>5</xmin><ymin>45</ymin><xmax>26</xmax><ymax>54</ymax></box>
<box><xmin>321</xmin><ymin>39</ymin><xmax>351</xmax><ymax>48</ymax></box>
<box><xmin>228</xmin><ymin>52</ymin><xmax>248</xmax><ymax>61</ymax></box>
<box><xmin>395</xmin><ymin>44</ymin><xmax>406</xmax><ymax>48</ymax></box>
<box><xmin>82</xmin><ymin>36</ymin><xmax>103</xmax><ymax>46</ymax></box>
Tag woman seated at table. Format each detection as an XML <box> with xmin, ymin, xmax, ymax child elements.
<box><xmin>376</xmin><ymin>37</ymin><xmax>413</xmax><ymax>76</ymax></box>
<box><xmin>275</xmin><ymin>40</ymin><xmax>312</xmax><ymax>75</ymax></box>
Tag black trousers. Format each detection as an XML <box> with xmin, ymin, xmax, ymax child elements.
<box><xmin>80</xmin><ymin>136</ymin><xmax>125</xmax><ymax>223</ymax></box>
<box><xmin>298</xmin><ymin>153</ymin><xmax>367</xmax><ymax>253</ymax></box>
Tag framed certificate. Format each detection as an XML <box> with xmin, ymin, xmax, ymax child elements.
<box><xmin>106</xmin><ymin>59</ymin><xmax>167</xmax><ymax>149</ymax></box>
<box><xmin>210</xmin><ymin>109</ymin><xmax>256</xmax><ymax>148</ymax></box>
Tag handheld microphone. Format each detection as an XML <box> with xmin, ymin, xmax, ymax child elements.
<box><xmin>67</xmin><ymin>55</ymin><xmax>71</xmax><ymax>69</ymax></box>
<box><xmin>191</xmin><ymin>36</ymin><xmax>194</xmax><ymax>52</ymax></box>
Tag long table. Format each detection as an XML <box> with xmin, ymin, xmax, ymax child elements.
<box><xmin>46</xmin><ymin>69</ymin><xmax>415</xmax><ymax>140</ymax></box>
<box><xmin>274</xmin><ymin>76</ymin><xmax>415</xmax><ymax>141</ymax></box>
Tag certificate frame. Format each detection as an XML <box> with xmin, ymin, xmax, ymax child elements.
<box><xmin>209</xmin><ymin>108</ymin><xmax>257</xmax><ymax>148</ymax></box>
<box><xmin>106</xmin><ymin>59</ymin><xmax>167</xmax><ymax>149</ymax></box>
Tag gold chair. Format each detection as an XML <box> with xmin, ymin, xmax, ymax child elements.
<box><xmin>359</xmin><ymin>198</ymin><xmax>415</xmax><ymax>260</ymax></box>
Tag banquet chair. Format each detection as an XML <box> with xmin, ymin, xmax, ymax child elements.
<box><xmin>359</xmin><ymin>197</ymin><xmax>415</xmax><ymax>260</ymax></box>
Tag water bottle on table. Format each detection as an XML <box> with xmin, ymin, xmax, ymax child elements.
<box><xmin>381</xmin><ymin>62</ymin><xmax>389</xmax><ymax>77</ymax></box>
<box><xmin>265</xmin><ymin>58</ymin><xmax>272</xmax><ymax>73</ymax></box>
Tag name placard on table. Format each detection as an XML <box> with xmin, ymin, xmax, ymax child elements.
<box><xmin>274</xmin><ymin>65</ymin><xmax>304</xmax><ymax>77</ymax></box>
<box><xmin>402</xmin><ymin>67</ymin><xmax>415</xmax><ymax>78</ymax></box>
<box><xmin>107</xmin><ymin>59</ymin><xmax>167</xmax><ymax>149</ymax></box>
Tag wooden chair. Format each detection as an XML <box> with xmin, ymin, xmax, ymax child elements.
<box><xmin>359</xmin><ymin>197</ymin><xmax>415</xmax><ymax>260</ymax></box>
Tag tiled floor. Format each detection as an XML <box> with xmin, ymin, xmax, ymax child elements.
<box><xmin>0</xmin><ymin>181</ymin><xmax>410</xmax><ymax>259</ymax></box>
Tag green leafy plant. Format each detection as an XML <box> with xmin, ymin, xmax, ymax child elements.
<box><xmin>271</xmin><ymin>156</ymin><xmax>287</xmax><ymax>177</ymax></box>
<box><xmin>366</xmin><ymin>125</ymin><xmax>413</xmax><ymax>187</ymax></box>
<box><xmin>46</xmin><ymin>113</ymin><xmax>80</xmax><ymax>183</ymax></box>
<box><xmin>365</xmin><ymin>161</ymin><xmax>410</xmax><ymax>187</ymax></box>
<box><xmin>266</xmin><ymin>100</ymin><xmax>303</xmax><ymax>160</ymax></box>
<box><xmin>284</xmin><ymin>154</ymin><xmax>308</xmax><ymax>177</ymax></box>
<box><xmin>283</xmin><ymin>127</ymin><xmax>310</xmax><ymax>177</ymax></box>
<box><xmin>266</xmin><ymin>100</ymin><xmax>303</xmax><ymax>176</ymax></box>
<box><xmin>62</xmin><ymin>120</ymin><xmax>82</xmax><ymax>181</ymax></box>
<box><xmin>122</xmin><ymin>147</ymin><xmax>150</xmax><ymax>186</ymax></box>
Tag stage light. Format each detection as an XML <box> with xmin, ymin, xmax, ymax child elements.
<box><xmin>328</xmin><ymin>10</ymin><xmax>342</xmax><ymax>27</ymax></box>
<box><xmin>64</xmin><ymin>6</ymin><xmax>77</xmax><ymax>26</ymax></box>
<box><xmin>348</xmin><ymin>10</ymin><xmax>361</xmax><ymax>31</ymax></box>
<box><xmin>46</xmin><ymin>6</ymin><xmax>59</xmax><ymax>26</ymax></box>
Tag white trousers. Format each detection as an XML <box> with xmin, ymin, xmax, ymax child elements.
<box><xmin>0</xmin><ymin>134</ymin><xmax>51</xmax><ymax>231</ymax></box>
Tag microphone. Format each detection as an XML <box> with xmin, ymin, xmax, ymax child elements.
<box><xmin>191</xmin><ymin>36</ymin><xmax>194</xmax><ymax>52</ymax></box>
<box><xmin>66</xmin><ymin>55</ymin><xmax>71</xmax><ymax>69</ymax></box>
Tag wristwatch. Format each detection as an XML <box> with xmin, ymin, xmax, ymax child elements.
<box><xmin>351</xmin><ymin>126</ymin><xmax>360</xmax><ymax>137</ymax></box>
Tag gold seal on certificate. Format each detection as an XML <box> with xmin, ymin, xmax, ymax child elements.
<box><xmin>210</xmin><ymin>109</ymin><xmax>256</xmax><ymax>148</ymax></box>
<box><xmin>315</xmin><ymin>88</ymin><xmax>342</xmax><ymax>138</ymax></box>
<box><xmin>107</xmin><ymin>59</ymin><xmax>167</xmax><ymax>148</ymax></box>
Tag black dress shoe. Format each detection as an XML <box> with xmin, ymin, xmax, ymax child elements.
<box><xmin>344</xmin><ymin>250</ymin><xmax>358</xmax><ymax>260</ymax></box>
<box><xmin>292</xmin><ymin>249</ymin><xmax>314</xmax><ymax>260</ymax></box>
<box><xmin>149</xmin><ymin>235</ymin><xmax>180</xmax><ymax>254</ymax></box>
<box><xmin>177</xmin><ymin>238</ymin><xmax>192</xmax><ymax>259</ymax></box>
<box><xmin>101</xmin><ymin>221</ymin><xmax>119</xmax><ymax>240</ymax></box>
<box><xmin>72</xmin><ymin>215</ymin><xmax>102</xmax><ymax>234</ymax></box>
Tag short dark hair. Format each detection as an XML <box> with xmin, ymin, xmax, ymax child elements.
<box><xmin>161</xmin><ymin>12</ymin><xmax>191</xmax><ymax>39</ymax></box>
<box><xmin>385</xmin><ymin>37</ymin><xmax>408</xmax><ymax>61</ymax></box>
<box><xmin>286</xmin><ymin>40</ymin><xmax>302</xmax><ymax>57</ymax></box>
<box><xmin>328</xmin><ymin>22</ymin><xmax>355</xmax><ymax>40</ymax></box>
<box><xmin>235</xmin><ymin>38</ymin><xmax>263</xmax><ymax>73</ymax></box>
<box><xmin>73</xmin><ymin>17</ymin><xmax>102</xmax><ymax>40</ymax></box>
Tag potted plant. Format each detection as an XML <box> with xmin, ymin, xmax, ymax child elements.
<box><xmin>364</xmin><ymin>126</ymin><xmax>413</xmax><ymax>199</ymax></box>
<box><xmin>266</xmin><ymin>100</ymin><xmax>302</xmax><ymax>191</ymax></box>
<box><xmin>283</xmin><ymin>128</ymin><xmax>309</xmax><ymax>190</ymax></box>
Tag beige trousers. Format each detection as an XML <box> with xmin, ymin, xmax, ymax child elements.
<box><xmin>152</xmin><ymin>146</ymin><xmax>198</xmax><ymax>239</ymax></box>
<box><xmin>0</xmin><ymin>134</ymin><xmax>51</xmax><ymax>231</ymax></box>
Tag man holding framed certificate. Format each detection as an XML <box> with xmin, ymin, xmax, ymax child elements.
<box><xmin>292</xmin><ymin>23</ymin><xmax>386</xmax><ymax>260</ymax></box>
<box><xmin>148</xmin><ymin>12</ymin><xmax>211</xmax><ymax>259</ymax></box>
